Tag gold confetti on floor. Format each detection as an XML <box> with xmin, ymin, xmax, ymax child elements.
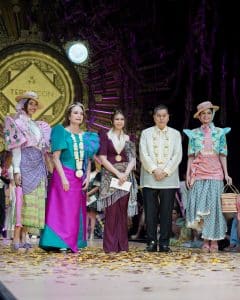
<box><xmin>0</xmin><ymin>240</ymin><xmax>239</xmax><ymax>277</ymax></box>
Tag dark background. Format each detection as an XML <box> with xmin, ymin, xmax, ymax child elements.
<box><xmin>0</xmin><ymin>0</ymin><xmax>239</xmax><ymax>185</ymax></box>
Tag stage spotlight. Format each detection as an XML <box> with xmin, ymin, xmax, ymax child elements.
<box><xmin>66</xmin><ymin>42</ymin><xmax>88</xmax><ymax>64</ymax></box>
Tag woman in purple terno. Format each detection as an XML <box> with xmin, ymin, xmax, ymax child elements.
<box><xmin>40</xmin><ymin>102</ymin><xmax>99</xmax><ymax>253</ymax></box>
<box><xmin>98</xmin><ymin>109</ymin><xmax>138</xmax><ymax>253</ymax></box>
<box><xmin>4</xmin><ymin>91</ymin><xmax>51</xmax><ymax>250</ymax></box>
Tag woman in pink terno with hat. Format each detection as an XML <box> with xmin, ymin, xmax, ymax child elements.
<box><xmin>184</xmin><ymin>101</ymin><xmax>232</xmax><ymax>253</ymax></box>
<box><xmin>4</xmin><ymin>91</ymin><xmax>51</xmax><ymax>251</ymax></box>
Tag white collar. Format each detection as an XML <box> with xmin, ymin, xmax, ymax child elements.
<box><xmin>107</xmin><ymin>128</ymin><xmax>128</xmax><ymax>154</ymax></box>
<box><xmin>154</xmin><ymin>126</ymin><xmax>168</xmax><ymax>134</ymax></box>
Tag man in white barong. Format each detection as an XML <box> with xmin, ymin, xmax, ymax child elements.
<box><xmin>139</xmin><ymin>104</ymin><xmax>182</xmax><ymax>252</ymax></box>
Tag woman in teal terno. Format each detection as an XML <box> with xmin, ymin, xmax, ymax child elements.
<box><xmin>40</xmin><ymin>102</ymin><xmax>99</xmax><ymax>252</ymax></box>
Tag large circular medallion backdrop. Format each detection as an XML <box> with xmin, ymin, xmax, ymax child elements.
<box><xmin>0</xmin><ymin>43</ymin><xmax>82</xmax><ymax>126</ymax></box>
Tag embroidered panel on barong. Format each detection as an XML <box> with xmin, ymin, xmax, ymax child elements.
<box><xmin>20</xmin><ymin>147</ymin><xmax>47</xmax><ymax>195</ymax></box>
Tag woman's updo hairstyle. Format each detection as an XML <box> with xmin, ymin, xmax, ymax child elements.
<box><xmin>63</xmin><ymin>102</ymin><xmax>86</xmax><ymax>126</ymax></box>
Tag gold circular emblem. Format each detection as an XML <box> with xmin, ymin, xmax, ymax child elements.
<box><xmin>76</xmin><ymin>170</ymin><xmax>83</xmax><ymax>178</ymax></box>
<box><xmin>0</xmin><ymin>50</ymin><xmax>76</xmax><ymax>126</ymax></box>
<box><xmin>115</xmin><ymin>155</ymin><xmax>122</xmax><ymax>162</ymax></box>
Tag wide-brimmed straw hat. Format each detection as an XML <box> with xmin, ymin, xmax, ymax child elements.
<box><xmin>15</xmin><ymin>91</ymin><xmax>43</xmax><ymax>109</ymax></box>
<box><xmin>193</xmin><ymin>101</ymin><xmax>219</xmax><ymax>119</ymax></box>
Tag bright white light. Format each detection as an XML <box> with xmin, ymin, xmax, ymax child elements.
<box><xmin>67</xmin><ymin>42</ymin><xmax>88</xmax><ymax>64</ymax></box>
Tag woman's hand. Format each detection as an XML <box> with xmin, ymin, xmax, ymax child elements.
<box><xmin>14</xmin><ymin>173</ymin><xmax>21</xmax><ymax>186</ymax></box>
<box><xmin>82</xmin><ymin>176</ymin><xmax>90</xmax><ymax>191</ymax></box>
<box><xmin>117</xmin><ymin>172</ymin><xmax>128</xmax><ymax>185</ymax></box>
<box><xmin>225</xmin><ymin>175</ymin><xmax>232</xmax><ymax>185</ymax></box>
<box><xmin>86</xmin><ymin>193</ymin><xmax>90</xmax><ymax>203</ymax></box>
<box><xmin>61</xmin><ymin>177</ymin><xmax>70</xmax><ymax>191</ymax></box>
<box><xmin>186</xmin><ymin>174</ymin><xmax>192</xmax><ymax>189</ymax></box>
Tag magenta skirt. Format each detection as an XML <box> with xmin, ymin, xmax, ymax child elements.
<box><xmin>40</xmin><ymin>166</ymin><xmax>87</xmax><ymax>252</ymax></box>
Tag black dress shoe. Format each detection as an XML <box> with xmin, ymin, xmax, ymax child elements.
<box><xmin>159</xmin><ymin>245</ymin><xmax>172</xmax><ymax>253</ymax></box>
<box><xmin>145</xmin><ymin>241</ymin><xmax>157</xmax><ymax>252</ymax></box>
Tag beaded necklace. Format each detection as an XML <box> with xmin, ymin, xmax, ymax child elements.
<box><xmin>71</xmin><ymin>132</ymin><xmax>84</xmax><ymax>178</ymax></box>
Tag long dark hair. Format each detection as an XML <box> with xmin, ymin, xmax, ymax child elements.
<box><xmin>111</xmin><ymin>109</ymin><xmax>127</xmax><ymax>132</ymax></box>
<box><xmin>62</xmin><ymin>102</ymin><xmax>86</xmax><ymax>127</ymax></box>
<box><xmin>22</xmin><ymin>99</ymin><xmax>31</xmax><ymax>113</ymax></box>
<box><xmin>0</xmin><ymin>150</ymin><xmax>12</xmax><ymax>169</ymax></box>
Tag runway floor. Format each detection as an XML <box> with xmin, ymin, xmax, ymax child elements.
<box><xmin>0</xmin><ymin>238</ymin><xmax>240</xmax><ymax>300</ymax></box>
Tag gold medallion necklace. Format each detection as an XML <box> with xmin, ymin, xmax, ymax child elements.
<box><xmin>71</xmin><ymin>132</ymin><xmax>84</xmax><ymax>178</ymax></box>
<box><xmin>108</xmin><ymin>128</ymin><xmax>126</xmax><ymax>162</ymax></box>
<box><xmin>115</xmin><ymin>154</ymin><xmax>122</xmax><ymax>162</ymax></box>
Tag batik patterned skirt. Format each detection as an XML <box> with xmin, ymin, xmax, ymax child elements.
<box><xmin>20</xmin><ymin>147</ymin><xmax>47</xmax><ymax>232</ymax></box>
<box><xmin>21</xmin><ymin>180</ymin><xmax>45</xmax><ymax>231</ymax></box>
